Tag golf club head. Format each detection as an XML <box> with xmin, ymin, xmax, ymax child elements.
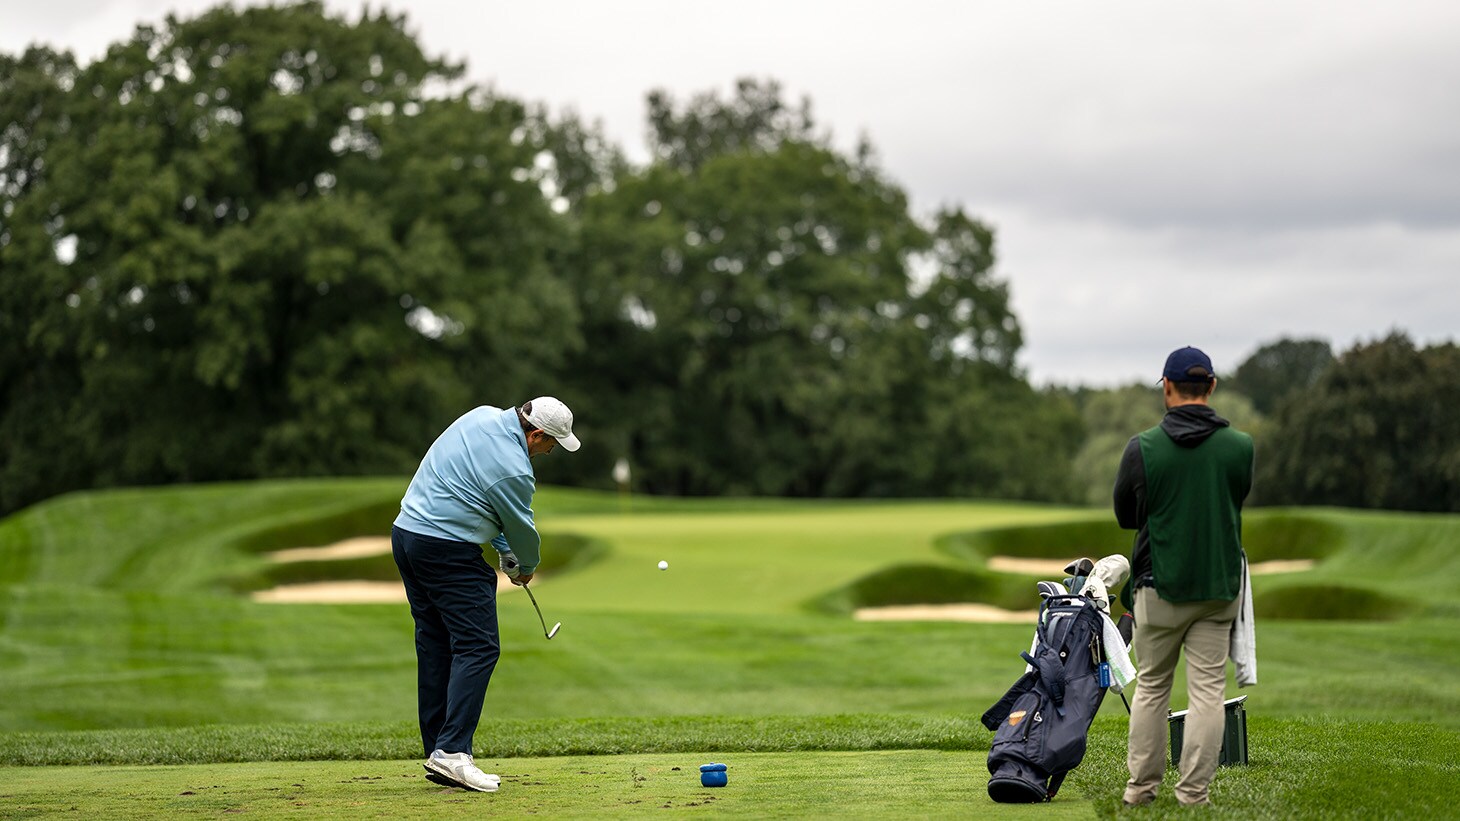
<box><xmin>1064</xmin><ymin>557</ymin><xmax>1095</xmax><ymax>577</ymax></box>
<box><xmin>547</xmin><ymin>622</ymin><xmax>561</xmax><ymax>640</ymax></box>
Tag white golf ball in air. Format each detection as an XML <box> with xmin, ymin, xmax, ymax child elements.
<box><xmin>658</xmin><ymin>560</ymin><xmax>669</xmax><ymax>571</ymax></box>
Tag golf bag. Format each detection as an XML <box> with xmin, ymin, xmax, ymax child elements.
<box><xmin>982</xmin><ymin>594</ymin><xmax>1108</xmax><ymax>802</ymax></box>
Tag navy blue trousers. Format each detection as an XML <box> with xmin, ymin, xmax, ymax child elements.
<box><xmin>392</xmin><ymin>526</ymin><xmax>501</xmax><ymax>757</ymax></box>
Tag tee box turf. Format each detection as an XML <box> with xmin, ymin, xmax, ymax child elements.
<box><xmin>1168</xmin><ymin>695</ymin><xmax>1250</xmax><ymax>767</ymax></box>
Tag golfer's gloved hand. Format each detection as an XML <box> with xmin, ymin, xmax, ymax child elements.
<box><xmin>499</xmin><ymin>552</ymin><xmax>523</xmax><ymax>581</ymax></box>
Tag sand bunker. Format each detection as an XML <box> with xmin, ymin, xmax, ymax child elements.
<box><xmin>854</xmin><ymin>603</ymin><xmax>1040</xmax><ymax>624</ymax></box>
<box><xmin>252</xmin><ymin>581</ymin><xmax>406</xmax><ymax>604</ymax></box>
<box><xmin>1250</xmin><ymin>559</ymin><xmax>1315</xmax><ymax>574</ymax></box>
<box><xmin>266</xmin><ymin>537</ymin><xmax>392</xmax><ymax>563</ymax></box>
<box><xmin>986</xmin><ymin>556</ymin><xmax>1070</xmax><ymax>575</ymax></box>
<box><xmin>251</xmin><ymin>574</ymin><xmax>523</xmax><ymax>604</ymax></box>
<box><xmin>252</xmin><ymin>536</ymin><xmax>525</xmax><ymax>603</ymax></box>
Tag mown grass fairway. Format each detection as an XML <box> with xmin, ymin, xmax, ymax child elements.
<box><xmin>2</xmin><ymin>479</ymin><xmax>1459</xmax><ymax>818</ymax></box>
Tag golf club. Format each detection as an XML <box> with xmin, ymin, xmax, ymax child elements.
<box><xmin>1064</xmin><ymin>557</ymin><xmax>1095</xmax><ymax>577</ymax></box>
<box><xmin>522</xmin><ymin>583</ymin><xmax>561</xmax><ymax>640</ymax></box>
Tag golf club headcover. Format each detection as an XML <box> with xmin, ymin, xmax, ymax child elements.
<box><xmin>1078</xmin><ymin>575</ymin><xmax>1109</xmax><ymax>612</ymax></box>
<box><xmin>1091</xmin><ymin>554</ymin><xmax>1131</xmax><ymax>590</ymax></box>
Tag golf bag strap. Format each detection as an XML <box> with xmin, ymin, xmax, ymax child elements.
<box><xmin>1027</xmin><ymin>614</ymin><xmax>1069</xmax><ymax>713</ymax></box>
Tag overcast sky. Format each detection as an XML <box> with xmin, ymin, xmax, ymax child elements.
<box><xmin>6</xmin><ymin>1</ymin><xmax>1458</xmax><ymax>385</ymax></box>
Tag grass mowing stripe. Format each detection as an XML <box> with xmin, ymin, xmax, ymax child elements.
<box><xmin>0</xmin><ymin>714</ymin><xmax>991</xmax><ymax>766</ymax></box>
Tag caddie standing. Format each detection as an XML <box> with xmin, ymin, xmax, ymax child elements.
<box><xmin>392</xmin><ymin>397</ymin><xmax>580</xmax><ymax>792</ymax></box>
<box><xmin>1114</xmin><ymin>347</ymin><xmax>1254</xmax><ymax>807</ymax></box>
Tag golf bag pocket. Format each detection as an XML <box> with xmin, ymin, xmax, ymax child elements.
<box><xmin>986</xmin><ymin>690</ymin><xmax>1052</xmax><ymax>803</ymax></box>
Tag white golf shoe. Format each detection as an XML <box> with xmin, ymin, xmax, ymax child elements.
<box><xmin>424</xmin><ymin>749</ymin><xmax>500</xmax><ymax>792</ymax></box>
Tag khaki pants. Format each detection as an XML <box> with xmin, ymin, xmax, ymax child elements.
<box><xmin>1125</xmin><ymin>587</ymin><xmax>1239</xmax><ymax>806</ymax></box>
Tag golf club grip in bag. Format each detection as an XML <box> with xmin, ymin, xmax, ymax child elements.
<box><xmin>981</xmin><ymin>595</ymin><xmax>1108</xmax><ymax>803</ymax></box>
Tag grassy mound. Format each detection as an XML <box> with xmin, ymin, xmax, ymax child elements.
<box><xmin>810</xmin><ymin>563</ymin><xmax>1039</xmax><ymax>614</ymax></box>
<box><xmin>821</xmin><ymin>509</ymin><xmax>1354</xmax><ymax>618</ymax></box>
<box><xmin>1254</xmin><ymin>584</ymin><xmax>1410</xmax><ymax>621</ymax></box>
<box><xmin>941</xmin><ymin>518</ymin><xmax>1131</xmax><ymax>562</ymax></box>
<box><xmin>941</xmin><ymin>509</ymin><xmax>1344</xmax><ymax>564</ymax></box>
<box><xmin>230</xmin><ymin>498</ymin><xmax>404</xmax><ymax>554</ymax></box>
<box><xmin>1241</xmin><ymin>513</ymin><xmax>1345</xmax><ymax>562</ymax></box>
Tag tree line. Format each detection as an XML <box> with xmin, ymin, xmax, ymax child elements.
<box><xmin>1069</xmin><ymin>334</ymin><xmax>1460</xmax><ymax>514</ymax></box>
<box><xmin>0</xmin><ymin>2</ymin><xmax>1080</xmax><ymax>514</ymax></box>
<box><xmin>3</xmin><ymin>3</ymin><xmax>1455</xmax><ymax>515</ymax></box>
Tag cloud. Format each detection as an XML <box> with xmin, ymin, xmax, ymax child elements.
<box><xmin>6</xmin><ymin>0</ymin><xmax>1456</xmax><ymax>389</ymax></box>
<box><xmin>991</xmin><ymin>206</ymin><xmax>1460</xmax><ymax>385</ymax></box>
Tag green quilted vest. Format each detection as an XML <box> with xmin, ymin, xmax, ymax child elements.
<box><xmin>1137</xmin><ymin>425</ymin><xmax>1253</xmax><ymax>602</ymax></box>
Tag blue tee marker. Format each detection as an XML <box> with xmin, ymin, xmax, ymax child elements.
<box><xmin>699</xmin><ymin>762</ymin><xmax>728</xmax><ymax>787</ymax></box>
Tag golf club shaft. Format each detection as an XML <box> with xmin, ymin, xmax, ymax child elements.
<box><xmin>523</xmin><ymin>584</ymin><xmax>550</xmax><ymax>635</ymax></box>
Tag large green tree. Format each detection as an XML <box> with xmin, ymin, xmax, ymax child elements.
<box><xmin>0</xmin><ymin>3</ymin><xmax>579</xmax><ymax>511</ymax></box>
<box><xmin>3</xmin><ymin>13</ymin><xmax>1085</xmax><ymax>510</ymax></box>
<box><xmin>1258</xmin><ymin>333</ymin><xmax>1460</xmax><ymax>512</ymax></box>
<box><xmin>1228</xmin><ymin>337</ymin><xmax>1334</xmax><ymax>415</ymax></box>
<box><xmin>551</xmin><ymin>79</ymin><xmax>1076</xmax><ymax>500</ymax></box>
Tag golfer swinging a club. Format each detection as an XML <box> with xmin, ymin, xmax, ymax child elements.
<box><xmin>391</xmin><ymin>397</ymin><xmax>581</xmax><ymax>792</ymax></box>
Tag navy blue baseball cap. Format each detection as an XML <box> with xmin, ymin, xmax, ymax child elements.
<box><xmin>1161</xmin><ymin>346</ymin><xmax>1216</xmax><ymax>383</ymax></box>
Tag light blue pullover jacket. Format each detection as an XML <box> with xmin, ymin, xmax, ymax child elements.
<box><xmin>394</xmin><ymin>406</ymin><xmax>541</xmax><ymax>573</ymax></box>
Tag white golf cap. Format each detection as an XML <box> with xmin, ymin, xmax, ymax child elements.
<box><xmin>524</xmin><ymin>396</ymin><xmax>581</xmax><ymax>452</ymax></box>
